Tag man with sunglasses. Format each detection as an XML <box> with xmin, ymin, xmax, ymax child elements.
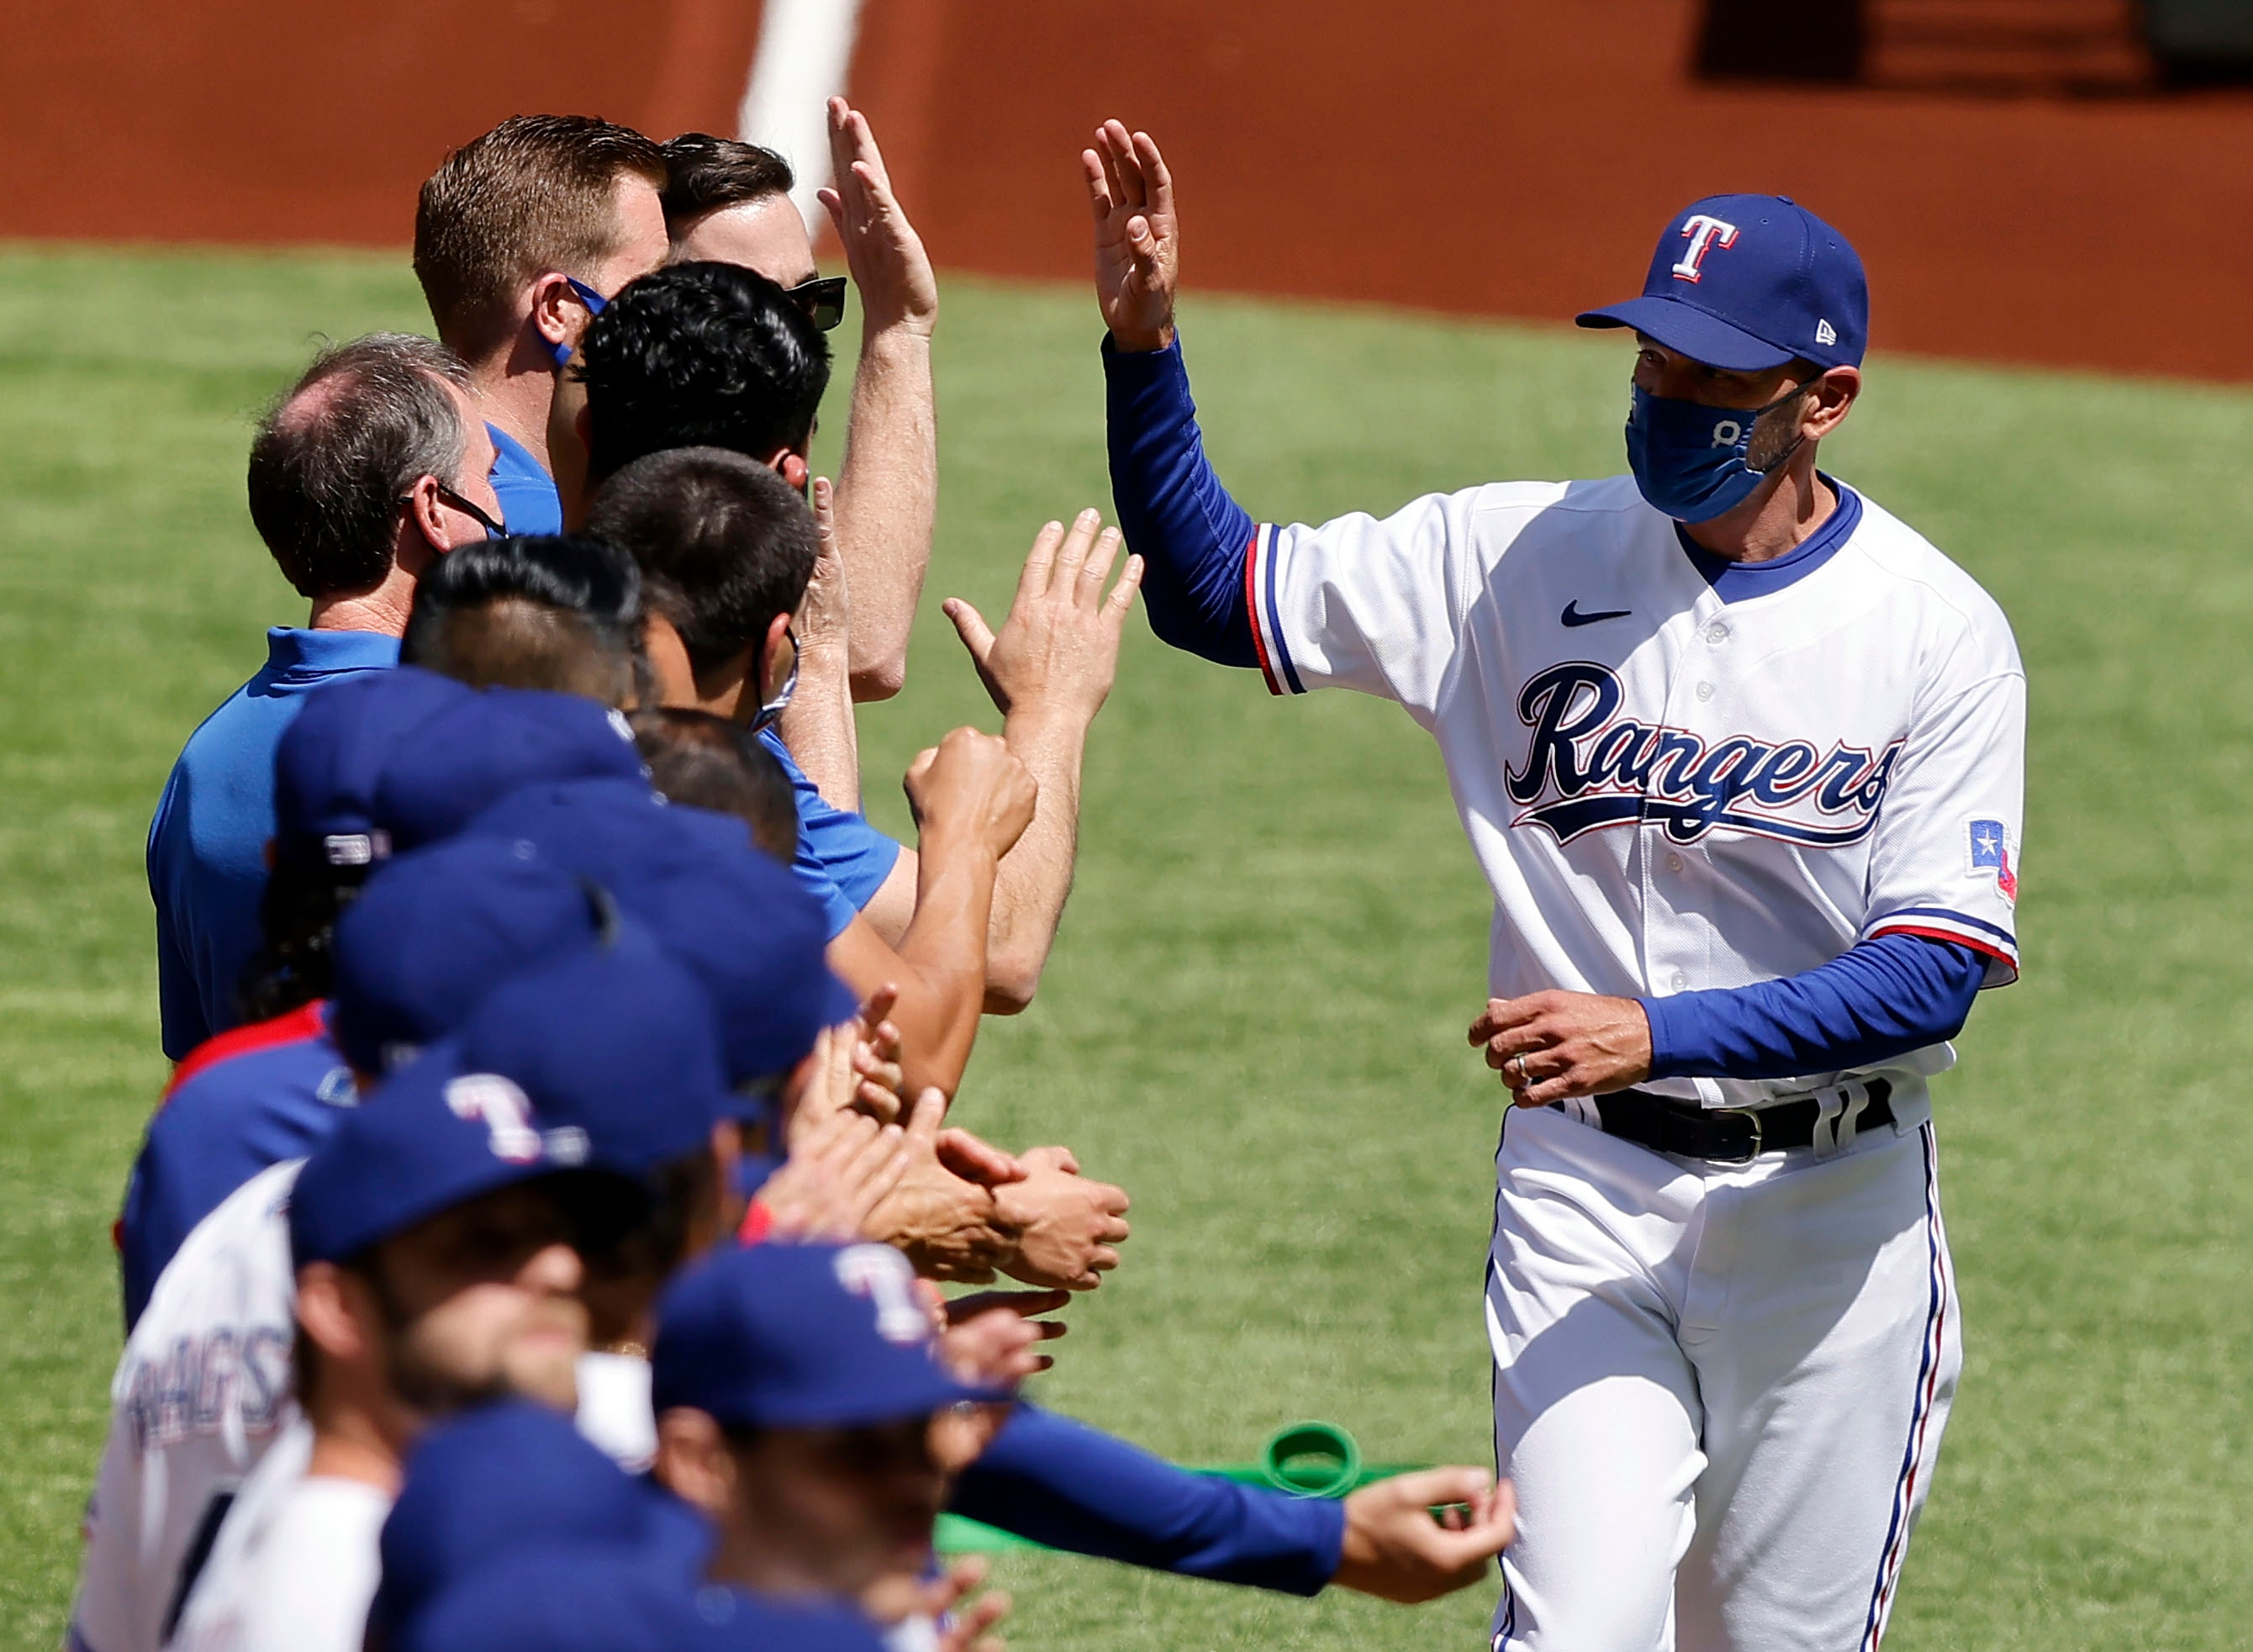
<box><xmin>413</xmin><ymin>114</ymin><xmax>671</xmax><ymax>538</ymax></box>
<box><xmin>661</xmin><ymin>99</ymin><xmax>935</xmax><ymax>706</ymax></box>
<box><xmin>147</xmin><ymin>335</ymin><xmax>504</xmax><ymax>1061</ymax></box>
<box><xmin>1088</xmin><ymin>123</ymin><xmax>2025</xmax><ymax>1650</ymax></box>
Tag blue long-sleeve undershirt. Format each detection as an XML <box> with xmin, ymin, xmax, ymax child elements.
<box><xmin>1643</xmin><ymin>932</ymin><xmax>1985</xmax><ymax>1080</ymax></box>
<box><xmin>951</xmin><ymin>1403</ymin><xmax>1343</xmax><ymax>1595</ymax></box>
<box><xmin>1105</xmin><ymin>336</ymin><xmax>1261</xmax><ymax>667</ymax></box>
<box><xmin>1102</xmin><ymin>332</ymin><xmax>1992</xmax><ymax>1081</ymax></box>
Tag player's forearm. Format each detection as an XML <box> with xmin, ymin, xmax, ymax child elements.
<box><xmin>1640</xmin><ymin>933</ymin><xmax>1986</xmax><ymax>1082</ymax></box>
<box><xmin>952</xmin><ymin>1404</ymin><xmax>1343</xmax><ymax>1594</ymax></box>
<box><xmin>1103</xmin><ymin>335</ymin><xmax>1262</xmax><ymax>667</ymax></box>
<box><xmin>884</xmin><ymin>830</ymin><xmax>1005</xmax><ymax>1095</ymax></box>
<box><xmin>777</xmin><ymin>636</ymin><xmax>861</xmax><ymax>812</ymax></box>
<box><xmin>981</xmin><ymin>714</ymin><xmax>1086</xmax><ymax>1014</ymax></box>
<box><xmin>835</xmin><ymin>330</ymin><xmax>936</xmax><ymax>701</ymax></box>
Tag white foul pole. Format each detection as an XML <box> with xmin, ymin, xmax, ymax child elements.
<box><xmin>736</xmin><ymin>0</ymin><xmax>868</xmax><ymax>235</ymax></box>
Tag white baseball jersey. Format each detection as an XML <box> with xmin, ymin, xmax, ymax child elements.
<box><xmin>165</xmin><ymin>1421</ymin><xmax>391</xmax><ymax>1652</ymax></box>
<box><xmin>1241</xmin><ymin>474</ymin><xmax>2023</xmax><ymax>1108</ymax></box>
<box><xmin>70</xmin><ymin>1161</ymin><xmax>302</xmax><ymax>1652</ymax></box>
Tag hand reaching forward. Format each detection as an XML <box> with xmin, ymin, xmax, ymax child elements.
<box><xmin>1084</xmin><ymin>119</ymin><xmax>1179</xmax><ymax>352</ymax></box>
<box><xmin>1469</xmin><ymin>990</ymin><xmax>1654</xmax><ymax>1107</ymax></box>
<box><xmin>943</xmin><ymin>510</ymin><xmax>1143</xmax><ymax>732</ymax></box>
<box><xmin>1332</xmin><ymin>1469</ymin><xmax>1517</xmax><ymax>1604</ymax></box>
<box><xmin>994</xmin><ymin>1146</ymin><xmax>1130</xmax><ymax>1290</ymax></box>
<box><xmin>758</xmin><ymin>1106</ymin><xmax>909</xmax><ymax>1242</ymax></box>
<box><xmin>818</xmin><ymin>98</ymin><xmax>938</xmax><ymax>339</ymax></box>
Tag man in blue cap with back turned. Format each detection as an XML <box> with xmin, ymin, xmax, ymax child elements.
<box><xmin>1087</xmin><ymin>122</ymin><xmax>2025</xmax><ymax>1649</ymax></box>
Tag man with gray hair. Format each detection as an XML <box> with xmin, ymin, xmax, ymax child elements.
<box><xmin>146</xmin><ymin>333</ymin><xmax>503</xmax><ymax>1060</ymax></box>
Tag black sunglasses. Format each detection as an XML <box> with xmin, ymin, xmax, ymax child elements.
<box><xmin>398</xmin><ymin>482</ymin><xmax>509</xmax><ymax>541</ymax></box>
<box><xmin>785</xmin><ymin>275</ymin><xmax>848</xmax><ymax>332</ymax></box>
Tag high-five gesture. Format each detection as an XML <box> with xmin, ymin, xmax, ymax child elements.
<box><xmin>819</xmin><ymin>97</ymin><xmax>938</xmax><ymax>339</ymax></box>
<box><xmin>1084</xmin><ymin>120</ymin><xmax>1179</xmax><ymax>352</ymax></box>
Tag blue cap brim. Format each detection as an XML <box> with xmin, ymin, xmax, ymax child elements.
<box><xmin>1575</xmin><ymin>297</ymin><xmax>1797</xmax><ymax>373</ymax></box>
<box><xmin>736</xmin><ymin>1369</ymin><xmax>1010</xmax><ymax>1433</ymax></box>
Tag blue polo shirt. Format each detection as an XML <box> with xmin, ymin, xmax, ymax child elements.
<box><xmin>117</xmin><ymin>999</ymin><xmax>358</xmax><ymax>1328</ymax></box>
<box><xmin>147</xmin><ymin>627</ymin><xmax>400</xmax><ymax>1058</ymax></box>
<box><xmin>757</xmin><ymin>729</ymin><xmax>901</xmax><ymax>937</ymax></box>
<box><xmin>488</xmin><ymin>425</ymin><xmax>564</xmax><ymax>536</ymax></box>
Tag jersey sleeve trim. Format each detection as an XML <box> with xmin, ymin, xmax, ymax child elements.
<box><xmin>1865</xmin><ymin>908</ymin><xmax>2019</xmax><ymax>986</ymax></box>
<box><xmin>1245</xmin><ymin>524</ymin><xmax>1306</xmax><ymax>696</ymax></box>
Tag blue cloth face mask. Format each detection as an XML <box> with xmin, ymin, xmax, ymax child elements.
<box><xmin>1623</xmin><ymin>383</ymin><xmax>1806</xmax><ymax>524</ymax></box>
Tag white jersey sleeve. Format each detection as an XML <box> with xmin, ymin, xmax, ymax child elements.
<box><xmin>68</xmin><ymin>1162</ymin><xmax>302</xmax><ymax>1652</ymax></box>
<box><xmin>166</xmin><ymin>1423</ymin><xmax>391</xmax><ymax>1652</ymax></box>
<box><xmin>1247</xmin><ymin>483</ymin><xmax>1559</xmax><ymax>716</ymax></box>
<box><xmin>1857</xmin><ymin>594</ymin><xmax>2027</xmax><ymax>984</ymax></box>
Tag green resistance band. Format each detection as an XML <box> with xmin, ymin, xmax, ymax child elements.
<box><xmin>936</xmin><ymin>1419</ymin><xmax>1431</xmax><ymax>1555</ymax></box>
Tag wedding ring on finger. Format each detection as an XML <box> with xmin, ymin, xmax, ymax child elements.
<box><xmin>1511</xmin><ymin>1052</ymin><xmax>1531</xmax><ymax>1086</ymax></box>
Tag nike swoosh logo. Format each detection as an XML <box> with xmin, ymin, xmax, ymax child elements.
<box><xmin>1560</xmin><ymin>601</ymin><xmax>1633</xmax><ymax>627</ymax></box>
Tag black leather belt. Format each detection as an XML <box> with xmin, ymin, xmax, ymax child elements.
<box><xmin>1559</xmin><ymin>1079</ymin><xmax>1894</xmax><ymax>1164</ymax></box>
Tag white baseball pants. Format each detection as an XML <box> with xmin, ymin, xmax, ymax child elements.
<box><xmin>1485</xmin><ymin>1098</ymin><xmax>1959</xmax><ymax>1652</ymax></box>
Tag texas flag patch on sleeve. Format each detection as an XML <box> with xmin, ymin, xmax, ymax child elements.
<box><xmin>1967</xmin><ymin>818</ymin><xmax>2018</xmax><ymax>904</ymax></box>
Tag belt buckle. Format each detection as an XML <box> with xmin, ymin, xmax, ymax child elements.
<box><xmin>1707</xmin><ymin>1106</ymin><xmax>1765</xmax><ymax>1164</ymax></box>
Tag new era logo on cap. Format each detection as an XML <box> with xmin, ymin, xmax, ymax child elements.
<box><xmin>1816</xmin><ymin>319</ymin><xmax>1838</xmax><ymax>346</ymax></box>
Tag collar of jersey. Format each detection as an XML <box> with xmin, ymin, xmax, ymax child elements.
<box><xmin>264</xmin><ymin>625</ymin><xmax>404</xmax><ymax>683</ymax></box>
<box><xmin>1672</xmin><ymin>477</ymin><xmax>1863</xmax><ymax>604</ymax></box>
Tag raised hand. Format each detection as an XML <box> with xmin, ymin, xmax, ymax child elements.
<box><xmin>1083</xmin><ymin>120</ymin><xmax>1179</xmax><ymax>352</ymax></box>
<box><xmin>818</xmin><ymin>98</ymin><xmax>939</xmax><ymax>339</ymax></box>
<box><xmin>943</xmin><ymin>510</ymin><xmax>1143</xmax><ymax>732</ymax></box>
<box><xmin>1332</xmin><ymin>1469</ymin><xmax>1517</xmax><ymax>1604</ymax></box>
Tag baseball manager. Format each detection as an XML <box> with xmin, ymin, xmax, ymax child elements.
<box><xmin>1085</xmin><ymin>119</ymin><xmax>2023</xmax><ymax>1651</ymax></box>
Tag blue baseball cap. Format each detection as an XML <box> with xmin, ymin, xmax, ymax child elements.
<box><xmin>398</xmin><ymin>1553</ymin><xmax>887</xmax><ymax>1652</ymax></box>
<box><xmin>272</xmin><ymin>667</ymin><xmax>472</xmax><ymax>869</ymax></box>
<box><xmin>396</xmin><ymin>1548</ymin><xmax>710</xmax><ymax>1652</ymax></box>
<box><xmin>375</xmin><ymin>1400</ymin><xmax>710</xmax><ymax>1640</ymax></box>
<box><xmin>1576</xmin><ymin>193</ymin><xmax>1867</xmax><ymax>373</ymax></box>
<box><xmin>651</xmin><ymin>1242</ymin><xmax>1005</xmax><ymax>1431</ymax></box>
<box><xmin>467</xmin><ymin>779</ymin><xmax>857</xmax><ymax>1085</ymax></box>
<box><xmin>330</xmin><ymin>835</ymin><xmax>613</xmax><ymax>1078</ymax></box>
<box><xmin>288</xmin><ymin>1032</ymin><xmax>606</xmax><ymax>1267</ymax></box>
<box><xmin>448</xmin><ymin>927</ymin><xmax>740</xmax><ymax>1176</ymax></box>
<box><xmin>372</xmin><ymin>687</ymin><xmax>648</xmax><ymax>853</ymax></box>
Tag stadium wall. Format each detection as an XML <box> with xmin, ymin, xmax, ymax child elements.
<box><xmin>2</xmin><ymin>0</ymin><xmax>2242</xmax><ymax>380</ymax></box>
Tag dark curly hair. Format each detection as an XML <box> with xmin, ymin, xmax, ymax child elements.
<box><xmin>572</xmin><ymin>261</ymin><xmax>829</xmax><ymax>487</ymax></box>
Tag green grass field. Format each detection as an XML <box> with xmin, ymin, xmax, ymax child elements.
<box><xmin>1</xmin><ymin>243</ymin><xmax>2247</xmax><ymax>1649</ymax></box>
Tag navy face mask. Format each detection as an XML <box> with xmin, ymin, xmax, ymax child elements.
<box><xmin>1623</xmin><ymin>383</ymin><xmax>1806</xmax><ymax>524</ymax></box>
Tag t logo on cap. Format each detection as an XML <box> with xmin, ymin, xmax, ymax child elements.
<box><xmin>835</xmin><ymin>1244</ymin><xmax>930</xmax><ymax>1347</ymax></box>
<box><xmin>446</xmin><ymin>1074</ymin><xmax>545</xmax><ymax>1164</ymax></box>
<box><xmin>1671</xmin><ymin>214</ymin><xmax>1739</xmax><ymax>283</ymax></box>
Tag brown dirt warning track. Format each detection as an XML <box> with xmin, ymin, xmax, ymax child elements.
<box><xmin>3</xmin><ymin>0</ymin><xmax>2248</xmax><ymax>381</ymax></box>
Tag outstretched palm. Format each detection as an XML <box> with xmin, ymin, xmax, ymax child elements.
<box><xmin>1083</xmin><ymin>119</ymin><xmax>1179</xmax><ymax>351</ymax></box>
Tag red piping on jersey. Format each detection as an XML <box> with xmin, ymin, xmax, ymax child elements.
<box><xmin>736</xmin><ymin>1196</ymin><xmax>775</xmax><ymax>1246</ymax></box>
<box><xmin>1243</xmin><ymin>526</ymin><xmax>1283</xmax><ymax>696</ymax></box>
<box><xmin>163</xmin><ymin>999</ymin><xmax>330</xmax><ymax>1100</ymax></box>
<box><xmin>1865</xmin><ymin>925</ymin><xmax>2017</xmax><ymax>975</ymax></box>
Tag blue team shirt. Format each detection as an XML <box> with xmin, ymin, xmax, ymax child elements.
<box><xmin>147</xmin><ymin>627</ymin><xmax>402</xmax><ymax>1058</ymax></box>
<box><xmin>468</xmin><ymin>435</ymin><xmax>903</xmax><ymax>932</ymax></box>
<box><xmin>757</xmin><ymin>729</ymin><xmax>901</xmax><ymax>937</ymax></box>
<box><xmin>488</xmin><ymin>424</ymin><xmax>564</xmax><ymax>536</ymax></box>
<box><xmin>117</xmin><ymin>1000</ymin><xmax>358</xmax><ymax>1328</ymax></box>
